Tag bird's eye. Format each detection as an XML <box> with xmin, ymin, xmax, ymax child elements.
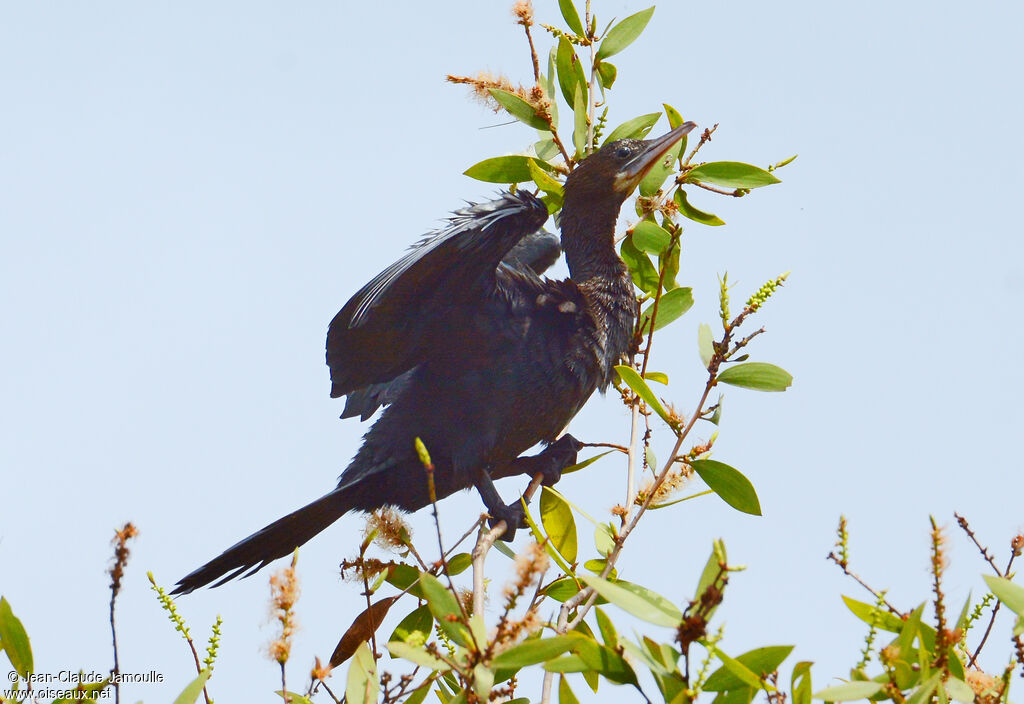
<box><xmin>614</xmin><ymin>146</ymin><xmax>631</xmax><ymax>159</ymax></box>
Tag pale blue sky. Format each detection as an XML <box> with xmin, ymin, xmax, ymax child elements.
<box><xmin>2</xmin><ymin>1</ymin><xmax>1022</xmax><ymax>701</ymax></box>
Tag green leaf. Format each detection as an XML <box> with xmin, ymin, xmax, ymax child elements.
<box><xmin>173</xmin><ymin>670</ymin><xmax>211</xmax><ymax>704</ymax></box>
<box><xmin>492</xmin><ymin>636</ymin><xmax>579</xmax><ymax>669</ymax></box>
<box><xmin>596</xmin><ymin>60</ymin><xmax>617</xmax><ymax>89</ymax></box>
<box><xmin>535</xmin><ymin>138</ymin><xmax>559</xmax><ymax>161</ymax></box>
<box><xmin>659</xmin><ymin>237</ymin><xmax>680</xmax><ymax>289</ymax></box>
<box><xmin>945</xmin><ymin>677</ymin><xmax>976</xmax><ymax>704</ymax></box>
<box><xmin>556</xmin><ymin>37</ymin><xmax>587</xmax><ymax>111</ymax></box>
<box><xmin>686</xmin><ymin>161</ymin><xmax>781</xmax><ymax>189</ymax></box>
<box><xmin>0</xmin><ymin>597</ymin><xmax>33</xmax><ymax>677</ymax></box>
<box><xmin>615</xmin><ymin>364</ymin><xmax>673</xmax><ymax>426</ymax></box>
<box><xmin>404</xmin><ymin>678</ymin><xmax>435</xmax><ymax>704</ymax></box>
<box><xmin>841</xmin><ymin>596</ymin><xmax>907</xmax><ymax>634</ymax></box>
<box><xmin>489</xmin><ymin>88</ymin><xmax>549</xmax><ymax>131</ymax></box>
<box><xmin>620</xmin><ymin>236</ymin><xmax>660</xmax><ymax>294</ymax></box>
<box><xmin>562</xmin><ymin>450</ymin><xmax>612</xmax><ymax>475</ymax></box>
<box><xmin>541</xmin><ymin>486</ymin><xmax>579</xmax><ymax>563</ymax></box>
<box><xmin>385</xmin><ymin>563</ymin><xmax>425</xmax><ymax>598</ymax></box>
<box><xmin>448</xmin><ymin>553</ymin><xmax>472</xmax><ymax>576</ymax></box>
<box><xmin>690</xmin><ymin>459</ymin><xmax>762</xmax><ymax>515</ymax></box>
<box><xmin>698</xmin><ymin>323</ymin><xmax>715</xmax><ymax>368</ymax></box>
<box><xmin>527</xmin><ymin>158</ymin><xmax>564</xmax><ymax>196</ymax></box>
<box><xmin>813</xmin><ymin>681</ymin><xmax>884</xmax><ymax>701</ymax></box>
<box><xmin>663</xmin><ymin>103</ymin><xmax>686</xmax><ymax>130</ymax></box>
<box><xmin>473</xmin><ymin>663</ymin><xmax>494</xmax><ymax>702</ymax></box>
<box><xmin>559</xmin><ymin>675</ymin><xmax>581</xmax><ymax>704</ymax></box>
<box><xmin>387</xmin><ymin>641</ymin><xmax>452</xmax><ymax>672</ymax></box>
<box><xmin>717</xmin><ymin>363</ymin><xmax>793</xmax><ymax>392</ymax></box>
<box><xmin>346</xmin><ymin>641</ymin><xmax>379</xmax><ymax>704</ymax></box>
<box><xmin>907</xmin><ymin>673</ymin><xmax>941</xmax><ymax>704</ymax></box>
<box><xmin>603</xmin><ymin>112</ymin><xmax>661</xmax><ymax>145</ymax></box>
<box><xmin>792</xmin><ymin>661</ymin><xmax>813</xmax><ymax>704</ymax></box>
<box><xmin>640</xmin><ymin>287</ymin><xmax>694</xmax><ymax>333</ymax></box>
<box><xmin>675</xmin><ymin>188</ymin><xmax>725</xmax><ymax>226</ymax></box>
<box><xmin>389</xmin><ymin>604</ymin><xmax>433</xmax><ymax>644</ymax></box>
<box><xmin>572</xmin><ymin>84</ymin><xmax>587</xmax><ymax>156</ymax></box>
<box><xmin>597</xmin><ymin>7</ymin><xmax>655</xmax><ymax>59</ymax></box>
<box><xmin>544</xmin><ymin>654</ymin><xmax>591</xmax><ymax>673</ymax></box>
<box><xmin>704</xmin><ymin>646</ymin><xmax>794</xmax><ymax>691</ymax></box>
<box><xmin>711</xmin><ymin>649</ymin><xmax>766</xmax><ymax>690</ymax></box>
<box><xmin>464</xmin><ymin>155</ymin><xmax>555</xmax><ymax>184</ymax></box>
<box><xmin>632</xmin><ymin>220</ymin><xmax>672</xmax><ymax>254</ymax></box>
<box><xmin>418</xmin><ymin>572</ymin><xmax>473</xmax><ymax>648</ymax></box>
<box><xmin>645</xmin><ymin>371</ymin><xmax>669</xmax><ymax>385</ymax></box>
<box><xmin>594</xmin><ymin>607</ymin><xmax>618</xmax><ymax>648</ymax></box>
<box><xmin>578</xmin><ymin>575</ymin><xmax>682</xmax><ymax>627</ymax></box>
<box><xmin>574</xmin><ymin>638</ymin><xmax>638</xmax><ymax>685</ymax></box>
<box><xmin>558</xmin><ymin>0</ymin><xmax>585</xmax><ymax>35</ymax></box>
<box><xmin>983</xmin><ymin>575</ymin><xmax>1024</xmax><ymax>617</ymax></box>
<box><xmin>594</xmin><ymin>523</ymin><xmax>616</xmax><ymax>556</ymax></box>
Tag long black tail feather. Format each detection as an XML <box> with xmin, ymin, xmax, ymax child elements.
<box><xmin>171</xmin><ymin>489</ymin><xmax>353</xmax><ymax>595</ymax></box>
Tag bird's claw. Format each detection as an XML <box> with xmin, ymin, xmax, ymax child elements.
<box><xmin>488</xmin><ymin>501</ymin><xmax>527</xmax><ymax>542</ymax></box>
<box><xmin>537</xmin><ymin>434</ymin><xmax>584</xmax><ymax>487</ymax></box>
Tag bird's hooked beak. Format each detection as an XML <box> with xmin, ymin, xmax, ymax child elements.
<box><xmin>615</xmin><ymin>121</ymin><xmax>698</xmax><ymax>193</ymax></box>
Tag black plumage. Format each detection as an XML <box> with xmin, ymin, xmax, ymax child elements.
<box><xmin>173</xmin><ymin>123</ymin><xmax>696</xmax><ymax>594</ymax></box>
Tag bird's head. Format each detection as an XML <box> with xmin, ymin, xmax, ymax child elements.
<box><xmin>563</xmin><ymin>122</ymin><xmax>698</xmax><ymax>208</ymax></box>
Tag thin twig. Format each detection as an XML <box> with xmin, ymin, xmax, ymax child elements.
<box><xmin>582</xmin><ymin>441</ymin><xmax>629</xmax><ymax>453</ymax></box>
<box><xmin>955</xmin><ymin>513</ymin><xmax>1003</xmax><ymax>576</ymax></box>
<box><xmin>826</xmin><ymin>552</ymin><xmax>905</xmax><ymax>617</ymax></box>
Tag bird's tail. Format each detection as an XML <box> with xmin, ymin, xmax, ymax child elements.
<box><xmin>171</xmin><ymin>489</ymin><xmax>353</xmax><ymax>595</ymax></box>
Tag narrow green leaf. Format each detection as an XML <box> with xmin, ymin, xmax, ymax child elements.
<box><xmin>448</xmin><ymin>553</ymin><xmax>472</xmax><ymax>576</ymax></box>
<box><xmin>813</xmin><ymin>681</ymin><xmax>884</xmax><ymax>701</ymax></box>
<box><xmin>712</xmin><ymin>649</ymin><xmax>766</xmax><ymax>690</ymax></box>
<box><xmin>694</xmin><ymin>540</ymin><xmax>728</xmax><ymax>620</ymax></box>
<box><xmin>675</xmin><ymin>188</ymin><xmax>725</xmax><ymax>226</ymax></box>
<box><xmin>945</xmin><ymin>677</ymin><xmax>976</xmax><ymax>704</ymax></box>
<box><xmin>404</xmin><ymin>678</ymin><xmax>435</xmax><ymax>704</ymax></box>
<box><xmin>574</xmin><ymin>638</ymin><xmax>638</xmax><ymax>685</ymax></box>
<box><xmin>907</xmin><ymin>673</ymin><xmax>942</xmax><ymax>704</ymax></box>
<box><xmin>594</xmin><ymin>523</ymin><xmax>616</xmax><ymax>556</ymax></box>
<box><xmin>597</xmin><ymin>7</ymin><xmax>655</xmax><ymax>59</ymax></box>
<box><xmin>346</xmin><ymin>641</ymin><xmax>379</xmax><ymax>704</ymax></box>
<box><xmin>559</xmin><ymin>674</ymin><xmax>581</xmax><ymax>704</ymax></box>
<box><xmin>389</xmin><ymin>604</ymin><xmax>434</xmax><ymax>644</ymax></box>
<box><xmin>690</xmin><ymin>459</ymin><xmax>762</xmax><ymax>515</ymax></box>
<box><xmin>541</xmin><ymin>486</ymin><xmax>579</xmax><ymax>563</ymax></box>
<box><xmin>535</xmin><ymin>138</ymin><xmax>559</xmax><ymax>161</ymax></box>
<box><xmin>558</xmin><ymin>0</ymin><xmax>585</xmax><ymax>35</ymax></box>
<box><xmin>492</xmin><ymin>636</ymin><xmax>578</xmax><ymax>669</ymax></box>
<box><xmin>594</xmin><ymin>607</ymin><xmax>618</xmax><ymax>648</ymax></box>
<box><xmin>473</xmin><ymin>663</ymin><xmax>494</xmax><ymax>702</ymax></box>
<box><xmin>659</xmin><ymin>237</ymin><xmax>680</xmax><ymax>289</ymax></box>
<box><xmin>544</xmin><ymin>48</ymin><xmax>559</xmax><ymax>126</ymax></box>
<box><xmin>792</xmin><ymin>661</ymin><xmax>813</xmax><ymax>704</ymax></box>
<box><xmin>717</xmin><ymin>362</ymin><xmax>793</xmax><ymax>392</ymax></box>
<box><xmin>173</xmin><ymin>670</ymin><xmax>211</xmax><ymax>704</ymax></box>
<box><xmin>578</xmin><ymin>575</ymin><xmax>682</xmax><ymax>627</ymax></box>
<box><xmin>387</xmin><ymin>641</ymin><xmax>451</xmax><ymax>672</ymax></box>
<box><xmin>615</xmin><ymin>364</ymin><xmax>673</xmax><ymax>425</ymax></box>
<box><xmin>489</xmin><ymin>88</ymin><xmax>549</xmax><ymax>131</ymax></box>
<box><xmin>698</xmin><ymin>323</ymin><xmax>715</xmax><ymax>368</ymax></box>
<box><xmin>603</xmin><ymin>112</ymin><xmax>661</xmax><ymax>145</ymax></box>
<box><xmin>562</xmin><ymin>450</ymin><xmax>612</xmax><ymax>475</ymax></box>
<box><xmin>640</xmin><ymin>287</ymin><xmax>694</xmax><ymax>333</ymax></box>
<box><xmin>572</xmin><ymin>84</ymin><xmax>587</xmax><ymax>157</ymax></box>
<box><xmin>596</xmin><ymin>60</ymin><xmax>617</xmax><ymax>89</ymax></box>
<box><xmin>0</xmin><ymin>597</ymin><xmax>33</xmax><ymax>677</ymax></box>
<box><xmin>527</xmin><ymin>158</ymin><xmax>564</xmax><ymax>196</ymax></box>
<box><xmin>544</xmin><ymin>655</ymin><xmax>590</xmax><ymax>673</ymax></box>
<box><xmin>663</xmin><ymin>103</ymin><xmax>686</xmax><ymax>130</ymax></box>
<box><xmin>686</xmin><ymin>161</ymin><xmax>781</xmax><ymax>189</ymax></box>
<box><xmin>704</xmin><ymin>646</ymin><xmax>794</xmax><ymax>691</ymax></box>
<box><xmin>556</xmin><ymin>37</ymin><xmax>587</xmax><ymax>111</ymax></box>
<box><xmin>645</xmin><ymin>371</ymin><xmax>669</xmax><ymax>385</ymax></box>
<box><xmin>841</xmin><ymin>596</ymin><xmax>907</xmax><ymax>634</ymax></box>
<box><xmin>632</xmin><ymin>220</ymin><xmax>672</xmax><ymax>254</ymax></box>
<box><xmin>465</xmin><ymin>155</ymin><xmax>552</xmax><ymax>184</ymax></box>
<box><xmin>418</xmin><ymin>572</ymin><xmax>473</xmax><ymax>648</ymax></box>
<box><xmin>983</xmin><ymin>575</ymin><xmax>1024</xmax><ymax>616</ymax></box>
<box><xmin>620</xmin><ymin>236</ymin><xmax>660</xmax><ymax>294</ymax></box>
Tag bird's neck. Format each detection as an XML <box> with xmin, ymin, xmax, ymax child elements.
<box><xmin>560</xmin><ymin>198</ymin><xmax>626</xmax><ymax>283</ymax></box>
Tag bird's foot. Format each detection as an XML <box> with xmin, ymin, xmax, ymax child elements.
<box><xmin>487</xmin><ymin>500</ymin><xmax>527</xmax><ymax>542</ymax></box>
<box><xmin>535</xmin><ymin>434</ymin><xmax>584</xmax><ymax>487</ymax></box>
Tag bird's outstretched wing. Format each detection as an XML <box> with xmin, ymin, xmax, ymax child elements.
<box><xmin>339</xmin><ymin>227</ymin><xmax>561</xmax><ymax>420</ymax></box>
<box><xmin>327</xmin><ymin>190</ymin><xmax>550</xmax><ymax>399</ymax></box>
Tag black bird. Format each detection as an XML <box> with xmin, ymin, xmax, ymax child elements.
<box><xmin>173</xmin><ymin>123</ymin><xmax>696</xmax><ymax>594</ymax></box>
